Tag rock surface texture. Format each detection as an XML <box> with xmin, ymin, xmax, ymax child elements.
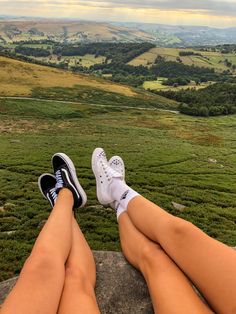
<box><xmin>0</xmin><ymin>251</ymin><xmax>154</xmax><ymax>314</ymax></box>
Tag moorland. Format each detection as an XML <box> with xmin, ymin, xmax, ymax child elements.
<box><xmin>1</xmin><ymin>39</ymin><xmax>236</xmax><ymax>116</ymax></box>
<box><xmin>0</xmin><ymin>25</ymin><xmax>236</xmax><ymax>281</ymax></box>
<box><xmin>0</xmin><ymin>57</ymin><xmax>236</xmax><ymax>280</ymax></box>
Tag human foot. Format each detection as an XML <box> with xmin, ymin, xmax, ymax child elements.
<box><xmin>52</xmin><ymin>153</ymin><xmax>87</xmax><ymax>208</ymax></box>
<box><xmin>38</xmin><ymin>173</ymin><xmax>57</xmax><ymax>207</ymax></box>
<box><xmin>109</xmin><ymin>155</ymin><xmax>125</xmax><ymax>209</ymax></box>
<box><xmin>92</xmin><ymin>148</ymin><xmax>123</xmax><ymax>205</ymax></box>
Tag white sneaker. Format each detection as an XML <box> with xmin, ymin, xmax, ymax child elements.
<box><xmin>92</xmin><ymin>148</ymin><xmax>123</xmax><ymax>205</ymax></box>
<box><xmin>109</xmin><ymin>156</ymin><xmax>125</xmax><ymax>209</ymax></box>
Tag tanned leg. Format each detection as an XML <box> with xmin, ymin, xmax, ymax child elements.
<box><xmin>118</xmin><ymin>212</ymin><xmax>213</xmax><ymax>314</ymax></box>
<box><xmin>58</xmin><ymin>217</ymin><xmax>100</xmax><ymax>314</ymax></box>
<box><xmin>1</xmin><ymin>189</ymin><xmax>73</xmax><ymax>314</ymax></box>
<box><xmin>126</xmin><ymin>196</ymin><xmax>236</xmax><ymax>314</ymax></box>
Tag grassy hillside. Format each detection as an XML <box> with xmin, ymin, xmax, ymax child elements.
<box><xmin>0</xmin><ymin>56</ymin><xmax>177</xmax><ymax>109</ymax></box>
<box><xmin>128</xmin><ymin>47</ymin><xmax>236</xmax><ymax>73</ymax></box>
<box><xmin>0</xmin><ymin>98</ymin><xmax>236</xmax><ymax>280</ymax></box>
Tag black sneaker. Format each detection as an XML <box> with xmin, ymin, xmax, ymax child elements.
<box><xmin>52</xmin><ymin>152</ymin><xmax>87</xmax><ymax>208</ymax></box>
<box><xmin>38</xmin><ymin>173</ymin><xmax>58</xmax><ymax>207</ymax></box>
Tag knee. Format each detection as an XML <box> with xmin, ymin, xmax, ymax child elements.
<box><xmin>22</xmin><ymin>248</ymin><xmax>64</xmax><ymax>280</ymax></box>
<box><xmin>64</xmin><ymin>265</ymin><xmax>96</xmax><ymax>293</ymax></box>
<box><xmin>139</xmin><ymin>241</ymin><xmax>163</xmax><ymax>272</ymax></box>
<box><xmin>169</xmin><ymin>218</ymin><xmax>195</xmax><ymax>242</ymax></box>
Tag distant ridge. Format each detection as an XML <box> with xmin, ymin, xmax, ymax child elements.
<box><xmin>0</xmin><ymin>18</ymin><xmax>236</xmax><ymax>46</ymax></box>
<box><xmin>0</xmin><ymin>20</ymin><xmax>154</xmax><ymax>44</ymax></box>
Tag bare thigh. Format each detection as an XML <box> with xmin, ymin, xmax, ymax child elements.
<box><xmin>57</xmin><ymin>218</ymin><xmax>100</xmax><ymax>314</ymax></box>
<box><xmin>1</xmin><ymin>253</ymin><xmax>65</xmax><ymax>314</ymax></box>
<box><xmin>119</xmin><ymin>212</ymin><xmax>213</xmax><ymax>314</ymax></box>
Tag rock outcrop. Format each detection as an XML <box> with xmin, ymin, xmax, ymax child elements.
<box><xmin>0</xmin><ymin>251</ymin><xmax>153</xmax><ymax>314</ymax></box>
<box><xmin>2</xmin><ymin>249</ymin><xmax>235</xmax><ymax>312</ymax></box>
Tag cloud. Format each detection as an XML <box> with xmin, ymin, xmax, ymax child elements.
<box><xmin>73</xmin><ymin>0</ymin><xmax>236</xmax><ymax>14</ymax></box>
<box><xmin>0</xmin><ymin>0</ymin><xmax>236</xmax><ymax>26</ymax></box>
<box><xmin>45</xmin><ymin>0</ymin><xmax>236</xmax><ymax>16</ymax></box>
<box><xmin>1</xmin><ymin>0</ymin><xmax>236</xmax><ymax>16</ymax></box>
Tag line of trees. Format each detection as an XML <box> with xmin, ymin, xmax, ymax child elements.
<box><xmin>15</xmin><ymin>46</ymin><xmax>50</xmax><ymax>57</ymax></box>
<box><xmin>53</xmin><ymin>42</ymin><xmax>155</xmax><ymax>63</ymax></box>
<box><xmin>179</xmin><ymin>51</ymin><xmax>202</xmax><ymax>57</ymax></box>
<box><xmin>154</xmin><ymin>83</ymin><xmax>236</xmax><ymax>116</ymax></box>
<box><xmin>88</xmin><ymin>54</ymin><xmax>220</xmax><ymax>86</ymax></box>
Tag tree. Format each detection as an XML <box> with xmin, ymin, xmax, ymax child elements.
<box><xmin>198</xmin><ymin>106</ymin><xmax>209</xmax><ymax>117</ymax></box>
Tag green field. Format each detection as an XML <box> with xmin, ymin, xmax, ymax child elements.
<box><xmin>34</xmin><ymin>54</ymin><xmax>107</xmax><ymax>68</ymax></box>
<box><xmin>0</xmin><ymin>97</ymin><xmax>236</xmax><ymax>280</ymax></box>
<box><xmin>143</xmin><ymin>78</ymin><xmax>214</xmax><ymax>91</ymax></box>
<box><xmin>128</xmin><ymin>47</ymin><xmax>236</xmax><ymax>73</ymax></box>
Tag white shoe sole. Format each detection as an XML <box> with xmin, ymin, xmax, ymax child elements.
<box><xmin>52</xmin><ymin>153</ymin><xmax>87</xmax><ymax>207</ymax></box>
<box><xmin>109</xmin><ymin>156</ymin><xmax>125</xmax><ymax>209</ymax></box>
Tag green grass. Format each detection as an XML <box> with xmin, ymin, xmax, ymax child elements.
<box><xmin>0</xmin><ymin>98</ymin><xmax>236</xmax><ymax>280</ymax></box>
<box><xmin>31</xmin><ymin>85</ymin><xmax>177</xmax><ymax>109</ymax></box>
<box><xmin>143</xmin><ymin>79</ymin><xmax>214</xmax><ymax>91</ymax></box>
<box><xmin>33</xmin><ymin>54</ymin><xmax>107</xmax><ymax>68</ymax></box>
<box><xmin>129</xmin><ymin>47</ymin><xmax>236</xmax><ymax>73</ymax></box>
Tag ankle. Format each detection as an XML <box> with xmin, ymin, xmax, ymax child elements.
<box><xmin>110</xmin><ymin>179</ymin><xmax>139</xmax><ymax>210</ymax></box>
<box><xmin>110</xmin><ymin>178</ymin><xmax>127</xmax><ymax>200</ymax></box>
<box><xmin>58</xmin><ymin>188</ymin><xmax>73</xmax><ymax>200</ymax></box>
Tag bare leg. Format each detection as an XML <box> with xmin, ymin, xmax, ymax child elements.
<box><xmin>58</xmin><ymin>217</ymin><xmax>100</xmax><ymax>314</ymax></box>
<box><xmin>126</xmin><ymin>196</ymin><xmax>236</xmax><ymax>314</ymax></box>
<box><xmin>1</xmin><ymin>189</ymin><xmax>73</xmax><ymax>314</ymax></box>
<box><xmin>118</xmin><ymin>212</ymin><xmax>212</xmax><ymax>314</ymax></box>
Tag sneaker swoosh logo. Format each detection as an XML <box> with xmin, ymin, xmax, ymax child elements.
<box><xmin>120</xmin><ymin>190</ymin><xmax>129</xmax><ymax>201</ymax></box>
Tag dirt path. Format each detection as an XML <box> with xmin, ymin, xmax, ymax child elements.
<box><xmin>0</xmin><ymin>96</ymin><xmax>179</xmax><ymax>114</ymax></box>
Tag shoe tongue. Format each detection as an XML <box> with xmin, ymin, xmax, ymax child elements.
<box><xmin>110</xmin><ymin>168</ymin><xmax>124</xmax><ymax>180</ymax></box>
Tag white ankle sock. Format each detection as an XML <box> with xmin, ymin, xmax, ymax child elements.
<box><xmin>110</xmin><ymin>179</ymin><xmax>139</xmax><ymax>210</ymax></box>
<box><xmin>115</xmin><ymin>202</ymin><xmax>126</xmax><ymax>220</ymax></box>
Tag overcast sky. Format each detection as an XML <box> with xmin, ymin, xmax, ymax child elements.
<box><xmin>1</xmin><ymin>0</ymin><xmax>236</xmax><ymax>27</ymax></box>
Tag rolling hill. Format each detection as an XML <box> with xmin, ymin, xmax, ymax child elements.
<box><xmin>128</xmin><ymin>47</ymin><xmax>236</xmax><ymax>73</ymax></box>
<box><xmin>114</xmin><ymin>22</ymin><xmax>236</xmax><ymax>46</ymax></box>
<box><xmin>0</xmin><ymin>55</ymin><xmax>178</xmax><ymax>109</ymax></box>
<box><xmin>1</xmin><ymin>18</ymin><xmax>236</xmax><ymax>47</ymax></box>
<box><xmin>0</xmin><ymin>20</ymin><xmax>154</xmax><ymax>44</ymax></box>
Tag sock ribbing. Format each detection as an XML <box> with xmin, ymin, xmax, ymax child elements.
<box><xmin>116</xmin><ymin>203</ymin><xmax>126</xmax><ymax>220</ymax></box>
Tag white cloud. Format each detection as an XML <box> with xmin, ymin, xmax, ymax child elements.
<box><xmin>0</xmin><ymin>0</ymin><xmax>236</xmax><ymax>27</ymax></box>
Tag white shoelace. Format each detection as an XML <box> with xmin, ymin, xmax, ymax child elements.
<box><xmin>100</xmin><ymin>159</ymin><xmax>119</xmax><ymax>182</ymax></box>
<box><xmin>49</xmin><ymin>188</ymin><xmax>58</xmax><ymax>201</ymax></box>
<box><xmin>55</xmin><ymin>169</ymin><xmax>64</xmax><ymax>190</ymax></box>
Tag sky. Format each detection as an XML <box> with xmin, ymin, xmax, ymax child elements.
<box><xmin>1</xmin><ymin>0</ymin><xmax>236</xmax><ymax>28</ymax></box>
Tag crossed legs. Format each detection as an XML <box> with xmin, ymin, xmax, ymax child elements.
<box><xmin>92</xmin><ymin>147</ymin><xmax>236</xmax><ymax>314</ymax></box>
<box><xmin>58</xmin><ymin>217</ymin><xmax>100</xmax><ymax>314</ymax></box>
<box><xmin>1</xmin><ymin>189</ymin><xmax>100</xmax><ymax>314</ymax></box>
<box><xmin>118</xmin><ymin>212</ymin><xmax>213</xmax><ymax>314</ymax></box>
<box><xmin>2</xmin><ymin>148</ymin><xmax>236</xmax><ymax>314</ymax></box>
<box><xmin>120</xmin><ymin>196</ymin><xmax>236</xmax><ymax>314</ymax></box>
